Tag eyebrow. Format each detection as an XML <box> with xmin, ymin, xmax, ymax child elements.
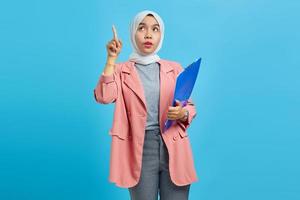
<box><xmin>138</xmin><ymin>23</ymin><xmax>160</xmax><ymax>27</ymax></box>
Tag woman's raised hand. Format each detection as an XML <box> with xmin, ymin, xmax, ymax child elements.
<box><xmin>106</xmin><ymin>25</ymin><xmax>122</xmax><ymax>58</ymax></box>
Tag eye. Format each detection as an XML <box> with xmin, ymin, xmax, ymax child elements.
<box><xmin>153</xmin><ymin>27</ymin><xmax>159</xmax><ymax>32</ymax></box>
<box><xmin>138</xmin><ymin>26</ymin><xmax>145</xmax><ymax>31</ymax></box>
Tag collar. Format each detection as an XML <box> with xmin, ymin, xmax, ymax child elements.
<box><xmin>121</xmin><ymin>59</ymin><xmax>174</xmax><ymax>74</ymax></box>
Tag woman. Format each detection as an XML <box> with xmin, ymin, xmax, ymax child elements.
<box><xmin>94</xmin><ymin>10</ymin><xmax>198</xmax><ymax>200</ymax></box>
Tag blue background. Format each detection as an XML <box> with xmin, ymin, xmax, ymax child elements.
<box><xmin>1</xmin><ymin>0</ymin><xmax>299</xmax><ymax>199</ymax></box>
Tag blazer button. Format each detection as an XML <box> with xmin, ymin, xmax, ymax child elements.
<box><xmin>173</xmin><ymin>135</ymin><xmax>178</xmax><ymax>141</ymax></box>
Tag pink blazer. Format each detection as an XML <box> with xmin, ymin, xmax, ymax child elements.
<box><xmin>94</xmin><ymin>59</ymin><xmax>198</xmax><ymax>188</ymax></box>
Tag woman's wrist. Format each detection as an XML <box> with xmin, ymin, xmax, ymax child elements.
<box><xmin>107</xmin><ymin>55</ymin><xmax>117</xmax><ymax>64</ymax></box>
<box><xmin>179</xmin><ymin>109</ymin><xmax>189</xmax><ymax>122</ymax></box>
<box><xmin>103</xmin><ymin>56</ymin><xmax>117</xmax><ymax>76</ymax></box>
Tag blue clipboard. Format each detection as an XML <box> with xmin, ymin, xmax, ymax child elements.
<box><xmin>163</xmin><ymin>57</ymin><xmax>202</xmax><ymax>132</ymax></box>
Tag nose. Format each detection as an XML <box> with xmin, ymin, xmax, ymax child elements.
<box><xmin>144</xmin><ymin>32</ymin><xmax>152</xmax><ymax>39</ymax></box>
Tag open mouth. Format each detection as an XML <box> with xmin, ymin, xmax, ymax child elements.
<box><xmin>144</xmin><ymin>42</ymin><xmax>153</xmax><ymax>48</ymax></box>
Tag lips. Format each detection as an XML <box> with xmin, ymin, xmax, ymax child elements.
<box><xmin>144</xmin><ymin>42</ymin><xmax>153</xmax><ymax>49</ymax></box>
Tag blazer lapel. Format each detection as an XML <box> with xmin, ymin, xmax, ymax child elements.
<box><xmin>158</xmin><ymin>60</ymin><xmax>175</xmax><ymax>131</ymax></box>
<box><xmin>121</xmin><ymin>60</ymin><xmax>175</xmax><ymax>131</ymax></box>
<box><xmin>122</xmin><ymin>61</ymin><xmax>147</xmax><ymax>110</ymax></box>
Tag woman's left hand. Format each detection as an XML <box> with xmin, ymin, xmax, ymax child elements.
<box><xmin>167</xmin><ymin>100</ymin><xmax>187</xmax><ymax>121</ymax></box>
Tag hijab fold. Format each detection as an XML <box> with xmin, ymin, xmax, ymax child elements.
<box><xmin>129</xmin><ymin>10</ymin><xmax>164</xmax><ymax>65</ymax></box>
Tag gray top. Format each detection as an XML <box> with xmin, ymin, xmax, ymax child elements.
<box><xmin>135</xmin><ymin>62</ymin><xmax>160</xmax><ymax>131</ymax></box>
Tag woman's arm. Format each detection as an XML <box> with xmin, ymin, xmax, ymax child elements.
<box><xmin>93</xmin><ymin>58</ymin><xmax>121</xmax><ymax>104</ymax></box>
<box><xmin>94</xmin><ymin>26</ymin><xmax>123</xmax><ymax>104</ymax></box>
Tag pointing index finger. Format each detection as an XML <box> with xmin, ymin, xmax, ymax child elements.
<box><xmin>112</xmin><ymin>24</ymin><xmax>119</xmax><ymax>42</ymax></box>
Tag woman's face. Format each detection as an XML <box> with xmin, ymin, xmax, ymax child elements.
<box><xmin>135</xmin><ymin>15</ymin><xmax>161</xmax><ymax>55</ymax></box>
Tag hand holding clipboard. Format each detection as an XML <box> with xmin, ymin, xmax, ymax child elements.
<box><xmin>164</xmin><ymin>58</ymin><xmax>202</xmax><ymax>132</ymax></box>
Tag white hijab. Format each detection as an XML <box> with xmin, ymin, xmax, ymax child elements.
<box><xmin>129</xmin><ymin>10</ymin><xmax>165</xmax><ymax>65</ymax></box>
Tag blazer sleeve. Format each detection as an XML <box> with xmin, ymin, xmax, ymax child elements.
<box><xmin>174</xmin><ymin>62</ymin><xmax>197</xmax><ymax>131</ymax></box>
<box><xmin>93</xmin><ymin>63</ymin><xmax>122</xmax><ymax>104</ymax></box>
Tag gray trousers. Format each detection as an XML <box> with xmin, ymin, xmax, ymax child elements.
<box><xmin>128</xmin><ymin>129</ymin><xmax>190</xmax><ymax>200</ymax></box>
